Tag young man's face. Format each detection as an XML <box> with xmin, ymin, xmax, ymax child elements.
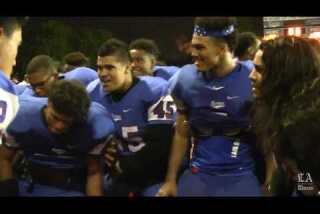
<box><xmin>0</xmin><ymin>27</ymin><xmax>22</xmax><ymax>77</ymax></box>
<box><xmin>97</xmin><ymin>55</ymin><xmax>130</xmax><ymax>93</ymax></box>
<box><xmin>27</xmin><ymin>70</ymin><xmax>57</xmax><ymax>97</ymax></box>
<box><xmin>45</xmin><ymin>101</ymin><xmax>74</xmax><ymax>134</ymax></box>
<box><xmin>249</xmin><ymin>49</ymin><xmax>264</xmax><ymax>99</ymax></box>
<box><xmin>191</xmin><ymin>35</ymin><xmax>224</xmax><ymax>72</ymax></box>
<box><xmin>129</xmin><ymin>49</ymin><xmax>155</xmax><ymax>76</ymax></box>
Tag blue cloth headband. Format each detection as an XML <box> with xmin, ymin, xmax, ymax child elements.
<box><xmin>193</xmin><ymin>25</ymin><xmax>235</xmax><ymax>38</ymax></box>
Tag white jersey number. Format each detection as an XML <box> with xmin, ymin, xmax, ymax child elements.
<box><xmin>148</xmin><ymin>95</ymin><xmax>176</xmax><ymax>121</ymax></box>
<box><xmin>121</xmin><ymin>126</ymin><xmax>146</xmax><ymax>153</ymax></box>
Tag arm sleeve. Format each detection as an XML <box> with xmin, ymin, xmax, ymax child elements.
<box><xmin>87</xmin><ymin>102</ymin><xmax>116</xmax><ymax>156</ymax></box>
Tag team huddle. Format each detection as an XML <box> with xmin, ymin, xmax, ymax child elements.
<box><xmin>1</xmin><ymin>17</ymin><xmax>319</xmax><ymax>197</ymax></box>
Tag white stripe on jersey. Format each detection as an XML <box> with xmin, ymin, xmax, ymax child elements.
<box><xmin>0</xmin><ymin>88</ymin><xmax>19</xmax><ymax>145</ymax></box>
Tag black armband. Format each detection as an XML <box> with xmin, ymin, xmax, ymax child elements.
<box><xmin>0</xmin><ymin>178</ymin><xmax>19</xmax><ymax>196</ymax></box>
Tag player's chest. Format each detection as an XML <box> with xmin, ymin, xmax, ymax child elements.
<box><xmin>186</xmin><ymin>80</ymin><xmax>248</xmax><ymax>115</ymax></box>
<box><xmin>106</xmin><ymin>98</ymin><xmax>148</xmax><ymax>126</ymax></box>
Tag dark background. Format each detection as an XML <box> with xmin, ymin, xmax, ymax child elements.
<box><xmin>14</xmin><ymin>17</ymin><xmax>263</xmax><ymax>80</ymax></box>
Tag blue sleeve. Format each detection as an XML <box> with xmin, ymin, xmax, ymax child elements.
<box><xmin>88</xmin><ymin>102</ymin><xmax>115</xmax><ymax>141</ymax></box>
<box><xmin>4</xmin><ymin>98</ymin><xmax>43</xmax><ymax>148</ymax></box>
<box><xmin>168</xmin><ymin>66</ymin><xmax>189</xmax><ymax>113</ymax></box>
<box><xmin>65</xmin><ymin>67</ymin><xmax>99</xmax><ymax>87</ymax></box>
<box><xmin>154</xmin><ymin>66</ymin><xmax>180</xmax><ymax>80</ymax></box>
<box><xmin>86</xmin><ymin>79</ymin><xmax>99</xmax><ymax>94</ymax></box>
<box><xmin>6</xmin><ymin>99</ymin><xmax>35</xmax><ymax>135</ymax></box>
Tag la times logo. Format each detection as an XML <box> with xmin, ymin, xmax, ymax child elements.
<box><xmin>296</xmin><ymin>173</ymin><xmax>317</xmax><ymax>193</ymax></box>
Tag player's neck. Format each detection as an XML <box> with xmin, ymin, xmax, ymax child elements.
<box><xmin>110</xmin><ymin>76</ymin><xmax>139</xmax><ymax>102</ymax></box>
<box><xmin>213</xmin><ymin>55</ymin><xmax>236</xmax><ymax>78</ymax></box>
<box><xmin>121</xmin><ymin>75</ymin><xmax>133</xmax><ymax>93</ymax></box>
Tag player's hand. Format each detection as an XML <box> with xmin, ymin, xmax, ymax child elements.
<box><xmin>104</xmin><ymin>140</ymin><xmax>118</xmax><ymax>167</ymax></box>
<box><xmin>104</xmin><ymin>139</ymin><xmax>122</xmax><ymax>176</ymax></box>
<box><xmin>156</xmin><ymin>181</ymin><xmax>177</xmax><ymax>197</ymax></box>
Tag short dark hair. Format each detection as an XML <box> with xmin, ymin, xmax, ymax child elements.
<box><xmin>129</xmin><ymin>38</ymin><xmax>160</xmax><ymax>59</ymax></box>
<box><xmin>26</xmin><ymin>55</ymin><xmax>57</xmax><ymax>75</ymax></box>
<box><xmin>234</xmin><ymin>32</ymin><xmax>259</xmax><ymax>58</ymax></box>
<box><xmin>194</xmin><ymin>17</ymin><xmax>238</xmax><ymax>52</ymax></box>
<box><xmin>0</xmin><ymin>17</ymin><xmax>25</xmax><ymax>37</ymax></box>
<box><xmin>63</xmin><ymin>51</ymin><xmax>89</xmax><ymax>67</ymax></box>
<box><xmin>48</xmin><ymin>80</ymin><xmax>90</xmax><ymax>123</ymax></box>
<box><xmin>98</xmin><ymin>38</ymin><xmax>129</xmax><ymax>64</ymax></box>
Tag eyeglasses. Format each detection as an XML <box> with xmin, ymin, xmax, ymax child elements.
<box><xmin>30</xmin><ymin>75</ymin><xmax>53</xmax><ymax>90</ymax></box>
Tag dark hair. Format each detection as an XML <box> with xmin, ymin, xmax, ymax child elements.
<box><xmin>26</xmin><ymin>55</ymin><xmax>57</xmax><ymax>75</ymax></box>
<box><xmin>234</xmin><ymin>32</ymin><xmax>259</xmax><ymax>59</ymax></box>
<box><xmin>279</xmin><ymin>79</ymin><xmax>320</xmax><ymax>183</ymax></box>
<box><xmin>48</xmin><ymin>80</ymin><xmax>90</xmax><ymax>123</ymax></box>
<box><xmin>194</xmin><ymin>17</ymin><xmax>238</xmax><ymax>52</ymax></box>
<box><xmin>129</xmin><ymin>38</ymin><xmax>161</xmax><ymax>60</ymax></box>
<box><xmin>252</xmin><ymin>36</ymin><xmax>320</xmax><ymax>182</ymax></box>
<box><xmin>98</xmin><ymin>38</ymin><xmax>129</xmax><ymax>64</ymax></box>
<box><xmin>63</xmin><ymin>51</ymin><xmax>89</xmax><ymax>67</ymax></box>
<box><xmin>0</xmin><ymin>17</ymin><xmax>25</xmax><ymax>37</ymax></box>
<box><xmin>261</xmin><ymin>37</ymin><xmax>319</xmax><ymax>111</ymax></box>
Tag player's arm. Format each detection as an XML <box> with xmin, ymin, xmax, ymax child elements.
<box><xmin>86</xmin><ymin>135</ymin><xmax>114</xmax><ymax>196</ymax></box>
<box><xmin>156</xmin><ymin>111</ymin><xmax>190</xmax><ymax>197</ymax></box>
<box><xmin>0</xmin><ymin>140</ymin><xmax>19</xmax><ymax>196</ymax></box>
<box><xmin>86</xmin><ymin>155</ymin><xmax>103</xmax><ymax>196</ymax></box>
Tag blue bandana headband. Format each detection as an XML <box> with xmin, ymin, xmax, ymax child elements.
<box><xmin>193</xmin><ymin>25</ymin><xmax>235</xmax><ymax>38</ymax></box>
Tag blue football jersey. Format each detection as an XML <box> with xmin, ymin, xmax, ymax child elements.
<box><xmin>13</xmin><ymin>83</ymin><xmax>28</xmax><ymax>95</ymax></box>
<box><xmin>87</xmin><ymin>76</ymin><xmax>176</xmax><ymax>156</ymax></box>
<box><xmin>153</xmin><ymin>65</ymin><xmax>180</xmax><ymax>81</ymax></box>
<box><xmin>19</xmin><ymin>85</ymin><xmax>35</xmax><ymax>97</ymax></box>
<box><xmin>170</xmin><ymin>62</ymin><xmax>255</xmax><ymax>175</ymax></box>
<box><xmin>0</xmin><ymin>71</ymin><xmax>19</xmax><ymax>145</ymax></box>
<box><xmin>63</xmin><ymin>67</ymin><xmax>98</xmax><ymax>87</ymax></box>
<box><xmin>5</xmin><ymin>96</ymin><xmax>115</xmax><ymax>169</ymax></box>
<box><xmin>240</xmin><ymin>60</ymin><xmax>254</xmax><ymax>72</ymax></box>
